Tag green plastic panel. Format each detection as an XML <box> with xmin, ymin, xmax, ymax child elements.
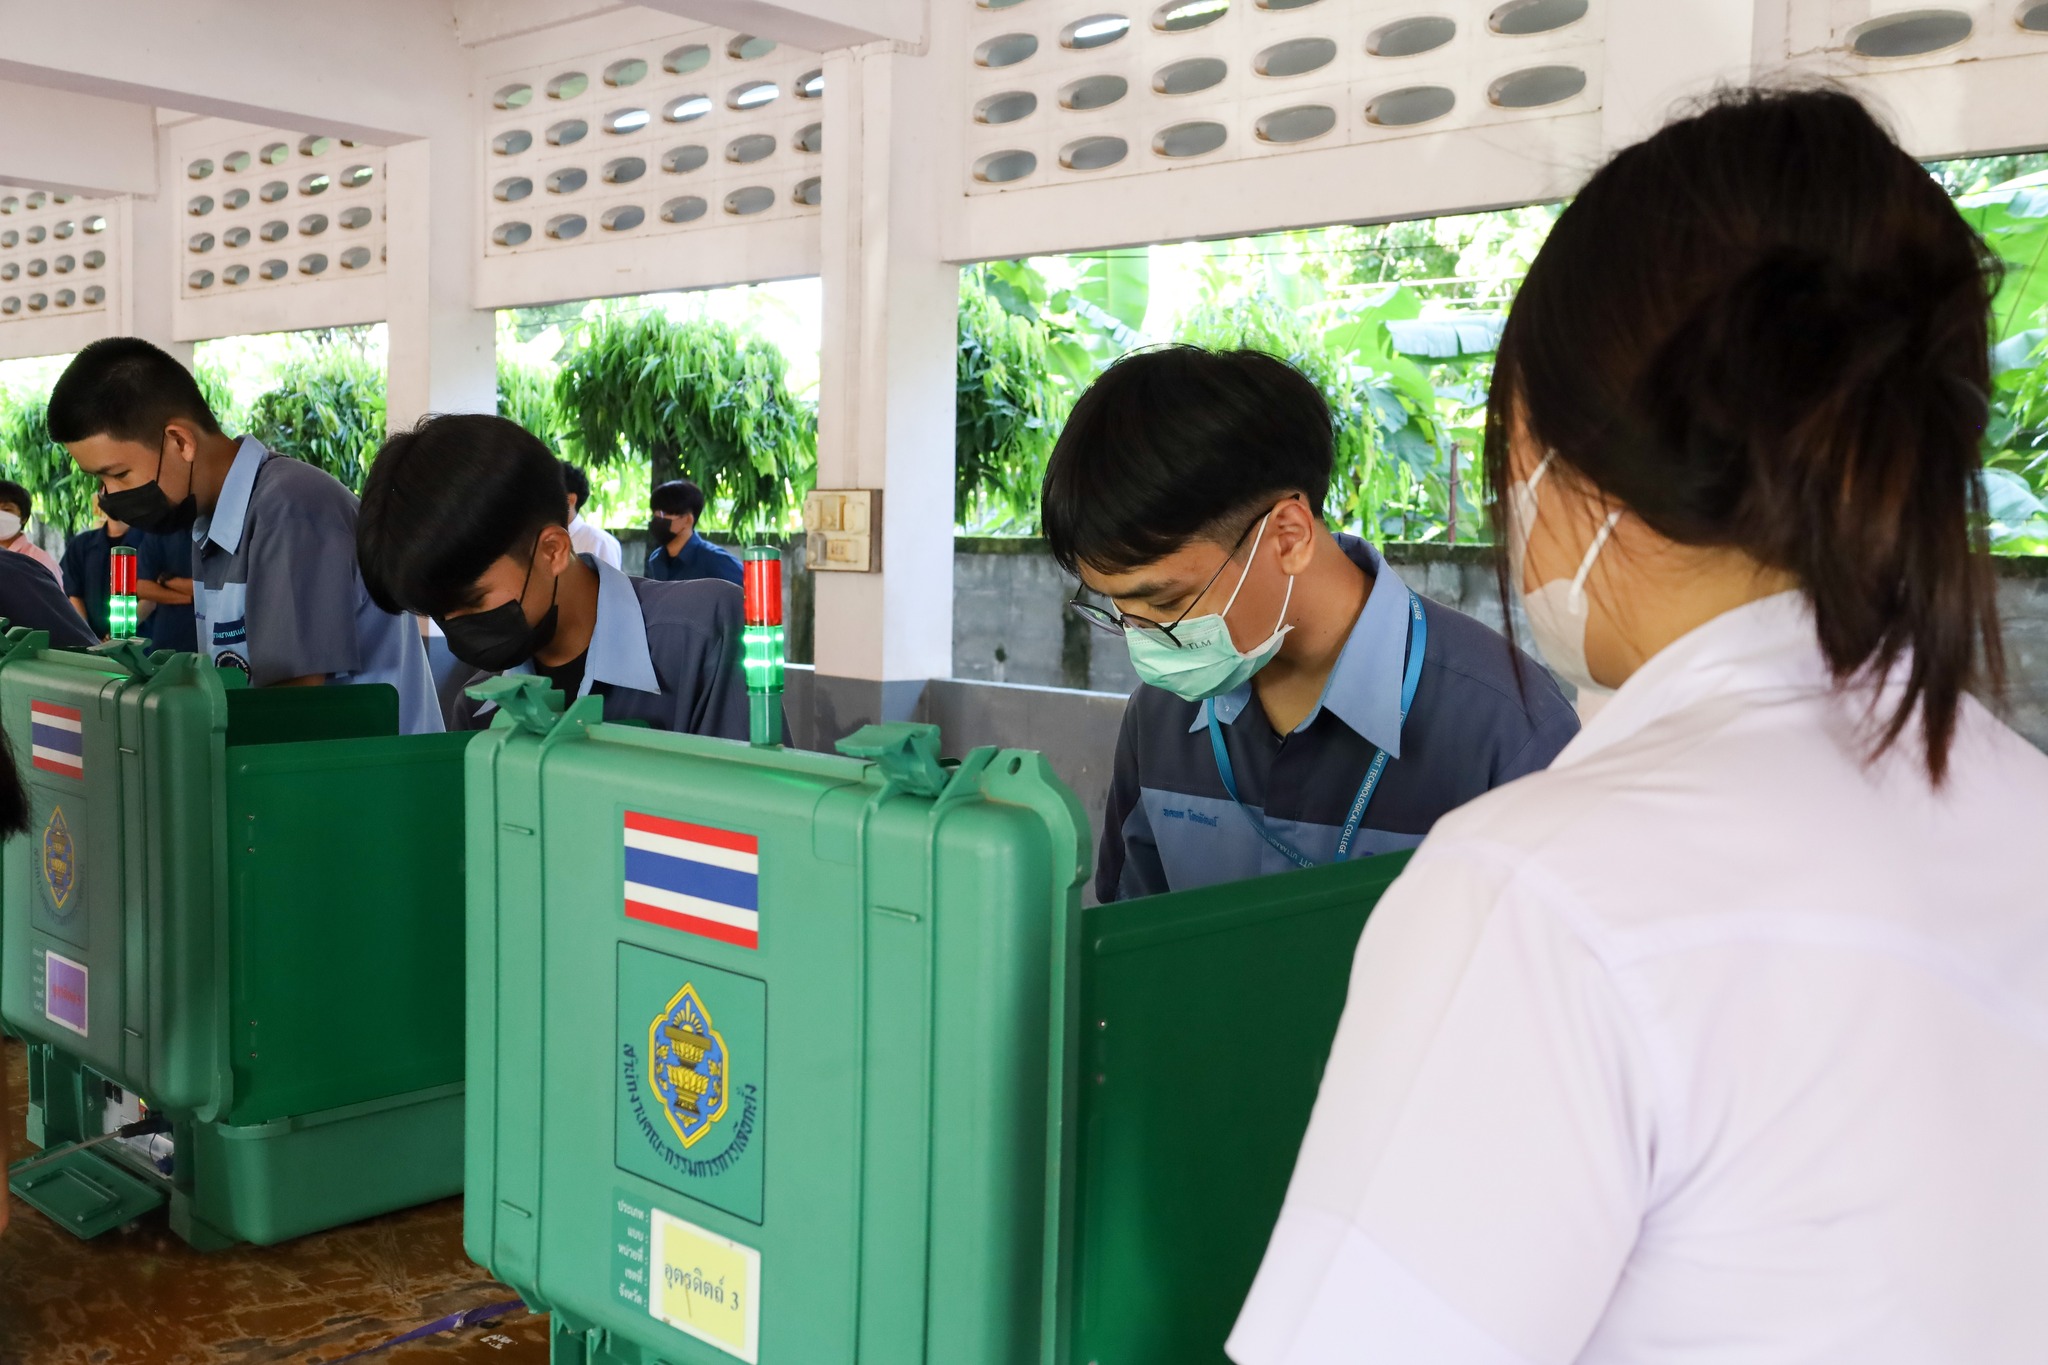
<box><xmin>0</xmin><ymin>639</ymin><xmax>471</xmax><ymax>1248</ymax></box>
<box><xmin>1063</xmin><ymin>851</ymin><xmax>1413</xmax><ymax>1365</ymax></box>
<box><xmin>465</xmin><ymin>696</ymin><xmax>1089</xmax><ymax>1365</ymax></box>
<box><xmin>8</xmin><ymin>1145</ymin><xmax>167</xmax><ymax>1239</ymax></box>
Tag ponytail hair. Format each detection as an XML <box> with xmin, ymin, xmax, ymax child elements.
<box><xmin>1487</xmin><ymin>86</ymin><xmax>2004</xmax><ymax>782</ymax></box>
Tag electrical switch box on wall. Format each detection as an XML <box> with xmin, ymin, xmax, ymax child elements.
<box><xmin>803</xmin><ymin>489</ymin><xmax>879</xmax><ymax>573</ymax></box>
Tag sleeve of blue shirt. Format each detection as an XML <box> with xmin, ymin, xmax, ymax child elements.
<box><xmin>135</xmin><ymin>530</ymin><xmax>191</xmax><ymax>584</ymax></box>
<box><xmin>1493</xmin><ymin>676</ymin><xmax>1582</xmax><ymax>785</ymax></box>
<box><xmin>58</xmin><ymin>533</ymin><xmax>90</xmax><ymax>601</ymax></box>
<box><xmin>1096</xmin><ymin>701</ymin><xmax>1169</xmax><ymax>903</ymax></box>
<box><xmin>710</xmin><ymin>544</ymin><xmax>745</xmax><ymax>587</ymax></box>
<box><xmin>244</xmin><ymin>500</ymin><xmax>366</xmax><ymax>686</ymax></box>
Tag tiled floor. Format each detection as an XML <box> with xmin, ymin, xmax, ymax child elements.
<box><xmin>0</xmin><ymin>1038</ymin><xmax>552</xmax><ymax>1365</ymax></box>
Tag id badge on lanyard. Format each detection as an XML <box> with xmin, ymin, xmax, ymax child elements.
<box><xmin>1206</xmin><ymin>589</ymin><xmax>1426</xmax><ymax>869</ymax></box>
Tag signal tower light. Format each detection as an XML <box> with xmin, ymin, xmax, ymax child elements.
<box><xmin>742</xmin><ymin>547</ymin><xmax>784</xmax><ymax>748</ymax></box>
<box><xmin>108</xmin><ymin>546</ymin><xmax>139</xmax><ymax>640</ymax></box>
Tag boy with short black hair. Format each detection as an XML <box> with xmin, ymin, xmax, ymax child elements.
<box><xmin>357</xmin><ymin>414</ymin><xmax>749</xmax><ymax>738</ymax></box>
<box><xmin>48</xmin><ymin>337</ymin><xmax>440</xmax><ymax>733</ymax></box>
<box><xmin>645</xmin><ymin>478</ymin><xmax>743</xmax><ymax>585</ymax></box>
<box><xmin>1042</xmin><ymin>345</ymin><xmax>1579</xmax><ymax>902</ymax></box>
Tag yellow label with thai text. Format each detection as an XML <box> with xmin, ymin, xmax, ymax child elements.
<box><xmin>649</xmin><ymin>1207</ymin><xmax>760</xmax><ymax>1363</ymax></box>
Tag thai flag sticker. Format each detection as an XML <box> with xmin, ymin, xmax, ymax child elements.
<box><xmin>30</xmin><ymin>701</ymin><xmax>84</xmax><ymax>779</ymax></box>
<box><xmin>623</xmin><ymin>812</ymin><xmax>760</xmax><ymax>949</ymax></box>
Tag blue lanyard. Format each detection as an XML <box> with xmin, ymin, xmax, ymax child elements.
<box><xmin>1206</xmin><ymin>590</ymin><xmax>1427</xmax><ymax>869</ymax></box>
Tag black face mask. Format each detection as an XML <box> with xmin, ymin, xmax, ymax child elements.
<box><xmin>100</xmin><ymin>433</ymin><xmax>198</xmax><ymax>534</ymax></box>
<box><xmin>437</xmin><ymin>538</ymin><xmax>561</xmax><ymax>672</ymax></box>
<box><xmin>649</xmin><ymin>516</ymin><xmax>675</xmax><ymax>541</ymax></box>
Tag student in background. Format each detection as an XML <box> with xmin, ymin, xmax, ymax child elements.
<box><xmin>644</xmin><ymin>478</ymin><xmax>743</xmax><ymax>586</ymax></box>
<box><xmin>358</xmin><ymin>415</ymin><xmax>749</xmax><ymax>738</ymax></box>
<box><xmin>61</xmin><ymin>511</ymin><xmax>140</xmax><ymax>639</ymax></box>
<box><xmin>0</xmin><ymin>479</ymin><xmax>63</xmax><ymax>586</ymax></box>
<box><xmin>134</xmin><ymin>526</ymin><xmax>199</xmax><ymax>653</ymax></box>
<box><xmin>47</xmin><ymin>337</ymin><xmax>442</xmax><ymax>734</ymax></box>
<box><xmin>562</xmin><ymin>460</ymin><xmax>623</xmax><ymax>569</ymax></box>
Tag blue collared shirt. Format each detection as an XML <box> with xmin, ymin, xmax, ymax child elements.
<box><xmin>1098</xmin><ymin>535</ymin><xmax>1580</xmax><ymax>901</ymax></box>
<box><xmin>192</xmin><ymin>436</ymin><xmax>443</xmax><ymax>735</ymax></box>
<box><xmin>645</xmin><ymin>530</ymin><xmax>745</xmax><ymax>586</ymax></box>
<box><xmin>457</xmin><ymin>555</ymin><xmax>750</xmax><ymax>739</ymax></box>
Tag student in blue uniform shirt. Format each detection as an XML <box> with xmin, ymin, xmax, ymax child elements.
<box><xmin>1</xmin><ymin>548</ymin><xmax>96</xmax><ymax>648</ymax></box>
<box><xmin>1042</xmin><ymin>346</ymin><xmax>1581</xmax><ymax>902</ymax></box>
<box><xmin>132</xmin><ymin>527</ymin><xmax>199</xmax><ymax>653</ymax></box>
<box><xmin>644</xmin><ymin>478</ymin><xmax>744</xmax><ymax>585</ymax></box>
<box><xmin>46</xmin><ymin>337</ymin><xmax>442</xmax><ymax>734</ymax></box>
<box><xmin>356</xmin><ymin>414</ymin><xmax>750</xmax><ymax>739</ymax></box>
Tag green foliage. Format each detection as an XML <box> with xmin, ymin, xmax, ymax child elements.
<box><xmin>957</xmin><ymin>266</ymin><xmax>1072</xmax><ymax>529</ymax></box>
<box><xmin>242</xmin><ymin>347</ymin><xmax>387</xmax><ymax>492</ymax></box>
<box><xmin>553</xmin><ymin>308</ymin><xmax>816</xmax><ymax>533</ymax></box>
<box><xmin>0</xmin><ymin>390</ymin><xmax>98</xmax><ymax>533</ymax></box>
<box><xmin>497</xmin><ymin>361</ymin><xmax>573</xmax><ymax>453</ymax></box>
<box><xmin>1959</xmin><ymin>166</ymin><xmax>2048</xmax><ymax>551</ymax></box>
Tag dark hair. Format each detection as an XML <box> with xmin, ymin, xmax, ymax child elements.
<box><xmin>47</xmin><ymin>337</ymin><xmax>221</xmax><ymax>445</ymax></box>
<box><xmin>1041</xmin><ymin>345</ymin><xmax>1333</xmax><ymax>575</ymax></box>
<box><xmin>561</xmin><ymin>460</ymin><xmax>591</xmax><ymax>510</ymax></box>
<box><xmin>0</xmin><ymin>479</ymin><xmax>31</xmax><ymax>521</ymax></box>
<box><xmin>1486</xmin><ymin>86</ymin><xmax>2003</xmax><ymax>783</ymax></box>
<box><xmin>652</xmin><ymin>478</ymin><xmax>707</xmax><ymax>520</ymax></box>
<box><xmin>357</xmin><ymin>413</ymin><xmax>568</xmax><ymax>618</ymax></box>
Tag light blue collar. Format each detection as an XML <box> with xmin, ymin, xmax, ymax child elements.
<box><xmin>501</xmin><ymin>555</ymin><xmax>660</xmax><ymax>697</ymax></box>
<box><xmin>194</xmin><ymin>436</ymin><xmax>267</xmax><ymax>555</ymax></box>
<box><xmin>1189</xmin><ymin>537</ymin><xmax>1411</xmax><ymax>758</ymax></box>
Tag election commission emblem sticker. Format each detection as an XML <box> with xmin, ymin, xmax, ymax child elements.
<box><xmin>617</xmin><ymin>944</ymin><xmax>766</xmax><ymax>1223</ymax></box>
<box><xmin>42</xmin><ymin>805</ymin><xmax>76</xmax><ymax>914</ymax></box>
<box><xmin>650</xmin><ymin>983</ymin><xmax>729</xmax><ymax>1149</ymax></box>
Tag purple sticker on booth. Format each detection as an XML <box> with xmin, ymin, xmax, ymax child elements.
<box><xmin>44</xmin><ymin>950</ymin><xmax>88</xmax><ymax>1037</ymax></box>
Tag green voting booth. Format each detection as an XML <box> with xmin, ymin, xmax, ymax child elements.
<box><xmin>0</xmin><ymin>633</ymin><xmax>471</xmax><ymax>1247</ymax></box>
<box><xmin>464</xmin><ymin>676</ymin><xmax>1410</xmax><ymax>1365</ymax></box>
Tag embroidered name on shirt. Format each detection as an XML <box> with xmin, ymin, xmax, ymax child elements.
<box><xmin>1160</xmin><ymin>807</ymin><xmax>1219</xmax><ymax>827</ymax></box>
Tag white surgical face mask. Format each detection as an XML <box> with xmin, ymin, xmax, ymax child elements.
<box><xmin>0</xmin><ymin>512</ymin><xmax>22</xmax><ymax>542</ymax></box>
<box><xmin>1507</xmin><ymin>453</ymin><xmax>1621</xmax><ymax>699</ymax></box>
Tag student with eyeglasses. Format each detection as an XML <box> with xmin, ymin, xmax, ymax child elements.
<box><xmin>1042</xmin><ymin>345</ymin><xmax>1579</xmax><ymax>903</ymax></box>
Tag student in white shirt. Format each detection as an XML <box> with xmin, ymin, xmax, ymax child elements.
<box><xmin>1230</xmin><ymin>88</ymin><xmax>2048</xmax><ymax>1365</ymax></box>
<box><xmin>561</xmin><ymin>460</ymin><xmax>622</xmax><ymax>569</ymax></box>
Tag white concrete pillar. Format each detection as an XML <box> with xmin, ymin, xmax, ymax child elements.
<box><xmin>117</xmin><ymin>131</ymin><xmax>191</xmax><ymax>369</ymax></box>
<box><xmin>385</xmin><ymin>128</ymin><xmax>497</xmax><ymax>431</ymax></box>
<box><xmin>1600</xmin><ymin>0</ymin><xmax>1759</xmax><ymax>153</ymax></box>
<box><xmin>808</xmin><ymin>41</ymin><xmax>959</xmax><ymax>734</ymax></box>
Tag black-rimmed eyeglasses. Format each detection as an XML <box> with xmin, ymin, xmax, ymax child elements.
<box><xmin>1064</xmin><ymin>505</ymin><xmax>1270</xmax><ymax>650</ymax></box>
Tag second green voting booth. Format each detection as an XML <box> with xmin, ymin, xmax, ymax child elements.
<box><xmin>465</xmin><ymin>678</ymin><xmax>1408</xmax><ymax>1365</ymax></box>
<box><xmin>0</xmin><ymin>635</ymin><xmax>470</xmax><ymax>1247</ymax></box>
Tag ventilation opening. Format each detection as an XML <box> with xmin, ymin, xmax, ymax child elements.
<box><xmin>1154</xmin><ymin>0</ymin><xmax>1227</xmax><ymax>31</ymax></box>
<box><xmin>664</xmin><ymin>145</ymin><xmax>710</xmax><ymax>174</ymax></box>
<box><xmin>1061</xmin><ymin>75</ymin><xmax>1130</xmax><ymax>111</ymax></box>
<box><xmin>794</xmin><ymin>177</ymin><xmax>822</xmax><ymax>207</ymax></box>
<box><xmin>1366</xmin><ymin>85</ymin><xmax>1456</xmax><ymax>125</ymax></box>
<box><xmin>664</xmin><ymin>96</ymin><xmax>713</xmax><ymax>123</ymax></box>
<box><xmin>727</xmin><ymin>134</ymin><xmax>777</xmax><ymax>164</ymax></box>
<box><xmin>1256</xmin><ymin>36</ymin><xmax>1338</xmax><ymax>77</ymax></box>
<box><xmin>1487</xmin><ymin>0</ymin><xmax>1588</xmax><ymax>35</ymax></box>
<box><xmin>547</xmin><ymin>71</ymin><xmax>589</xmax><ymax>100</ymax></box>
<box><xmin>1848</xmin><ymin>8</ymin><xmax>1974</xmax><ymax>56</ymax></box>
<box><xmin>605</xmin><ymin>58</ymin><xmax>649</xmax><ymax>87</ymax></box>
<box><xmin>976</xmin><ymin>33</ymin><xmax>1040</xmax><ymax>67</ymax></box>
<box><xmin>1255</xmin><ymin>104</ymin><xmax>1338</xmax><ymax>143</ymax></box>
<box><xmin>1155</xmin><ymin>57</ymin><xmax>1229</xmax><ymax>95</ymax></box>
<box><xmin>1154</xmin><ymin>120</ymin><xmax>1228</xmax><ymax>158</ymax></box>
<box><xmin>604</xmin><ymin>157</ymin><xmax>647</xmax><ymax>184</ymax></box>
<box><xmin>730</xmin><ymin>81</ymin><xmax>780</xmax><ymax>110</ymax></box>
<box><xmin>1063</xmin><ymin>14</ymin><xmax>1132</xmax><ymax>48</ymax></box>
<box><xmin>1487</xmin><ymin>64</ymin><xmax>1587</xmax><ymax>107</ymax></box>
<box><xmin>665</xmin><ymin>44</ymin><xmax>710</xmax><ymax>75</ymax></box>
<box><xmin>662</xmin><ymin>196</ymin><xmax>708</xmax><ymax>223</ymax></box>
<box><xmin>1061</xmin><ymin>135</ymin><xmax>1129</xmax><ymax>171</ymax></box>
<box><xmin>546</xmin><ymin>214</ymin><xmax>587</xmax><ymax>240</ymax></box>
<box><xmin>973</xmin><ymin>149</ymin><xmax>1038</xmax><ymax>184</ymax></box>
<box><xmin>977</xmin><ymin>91</ymin><xmax>1039</xmax><ymax>124</ymax></box>
<box><xmin>2020</xmin><ymin>1</ymin><xmax>2048</xmax><ymax>31</ymax></box>
<box><xmin>725</xmin><ymin>186</ymin><xmax>776</xmax><ymax>215</ymax></box>
<box><xmin>601</xmin><ymin>205</ymin><xmax>646</xmax><ymax>232</ymax></box>
<box><xmin>604</xmin><ymin>108</ymin><xmax>650</xmax><ymax>134</ymax></box>
<box><xmin>493</xmin><ymin>221</ymin><xmax>533</xmax><ymax>247</ymax></box>
<box><xmin>728</xmin><ymin>34</ymin><xmax>777</xmax><ymax>60</ymax></box>
<box><xmin>1368</xmin><ymin>15</ymin><xmax>1457</xmax><ymax>56</ymax></box>
<box><xmin>495</xmin><ymin>83</ymin><xmax>533</xmax><ymax>110</ymax></box>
